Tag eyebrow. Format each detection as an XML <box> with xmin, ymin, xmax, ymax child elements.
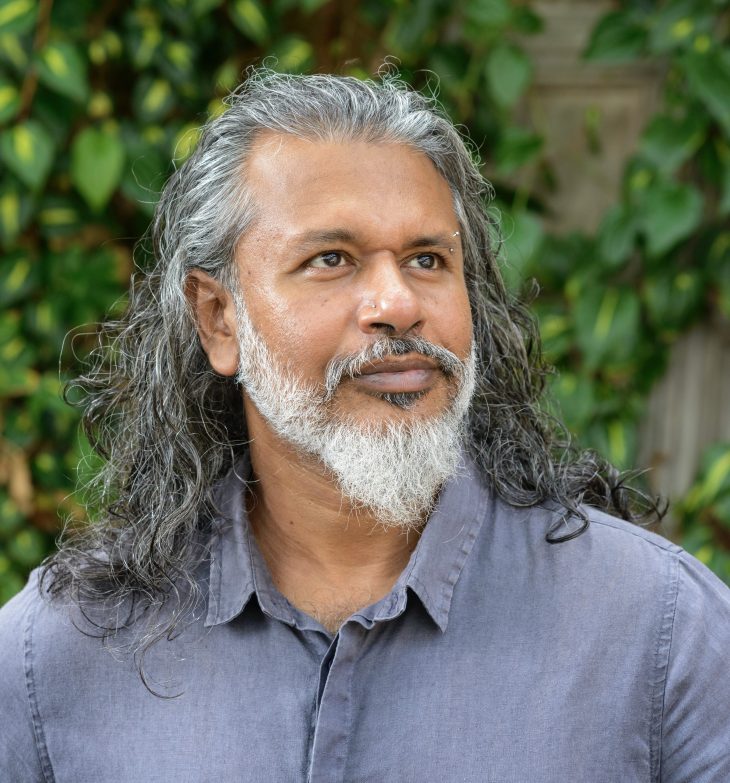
<box><xmin>291</xmin><ymin>228</ymin><xmax>456</xmax><ymax>252</ymax></box>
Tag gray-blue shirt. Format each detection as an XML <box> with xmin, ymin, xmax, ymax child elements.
<box><xmin>1</xmin><ymin>457</ymin><xmax>729</xmax><ymax>782</ymax></box>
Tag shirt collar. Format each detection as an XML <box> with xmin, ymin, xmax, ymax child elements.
<box><xmin>204</xmin><ymin>451</ymin><xmax>490</xmax><ymax>632</ymax></box>
<box><xmin>367</xmin><ymin>455</ymin><xmax>489</xmax><ymax>632</ymax></box>
<box><xmin>204</xmin><ymin>454</ymin><xmax>257</xmax><ymax>627</ymax></box>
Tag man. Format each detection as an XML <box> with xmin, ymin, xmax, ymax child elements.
<box><xmin>1</xmin><ymin>69</ymin><xmax>728</xmax><ymax>782</ymax></box>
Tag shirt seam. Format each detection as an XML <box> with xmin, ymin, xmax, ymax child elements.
<box><xmin>649</xmin><ymin>549</ymin><xmax>680</xmax><ymax>783</ymax></box>
<box><xmin>23</xmin><ymin>589</ymin><xmax>56</xmax><ymax>783</ymax></box>
<box><xmin>584</xmin><ymin>513</ymin><xmax>682</xmax><ymax>555</ymax></box>
<box><xmin>208</xmin><ymin>522</ymin><xmax>223</xmax><ymax>624</ymax></box>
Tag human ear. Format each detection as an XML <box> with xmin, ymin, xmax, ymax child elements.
<box><xmin>185</xmin><ymin>269</ymin><xmax>240</xmax><ymax>377</ymax></box>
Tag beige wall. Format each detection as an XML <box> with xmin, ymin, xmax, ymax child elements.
<box><xmin>516</xmin><ymin>0</ymin><xmax>730</xmax><ymax>525</ymax></box>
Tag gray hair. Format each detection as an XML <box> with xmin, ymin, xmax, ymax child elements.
<box><xmin>43</xmin><ymin>68</ymin><xmax>661</xmax><ymax>680</ymax></box>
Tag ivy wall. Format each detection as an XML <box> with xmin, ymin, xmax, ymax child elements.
<box><xmin>1</xmin><ymin>0</ymin><xmax>729</xmax><ymax>604</ymax></box>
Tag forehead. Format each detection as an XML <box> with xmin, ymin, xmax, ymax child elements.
<box><xmin>242</xmin><ymin>132</ymin><xmax>458</xmax><ymax>243</ymax></box>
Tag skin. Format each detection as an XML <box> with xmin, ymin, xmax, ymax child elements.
<box><xmin>188</xmin><ymin>133</ymin><xmax>473</xmax><ymax>633</ymax></box>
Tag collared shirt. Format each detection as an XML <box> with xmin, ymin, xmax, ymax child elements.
<box><xmin>1</xmin><ymin>457</ymin><xmax>729</xmax><ymax>783</ymax></box>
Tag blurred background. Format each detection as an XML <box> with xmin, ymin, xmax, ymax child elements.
<box><xmin>1</xmin><ymin>0</ymin><xmax>729</xmax><ymax>604</ymax></box>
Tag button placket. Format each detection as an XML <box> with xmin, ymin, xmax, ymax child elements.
<box><xmin>307</xmin><ymin>623</ymin><xmax>366</xmax><ymax>783</ymax></box>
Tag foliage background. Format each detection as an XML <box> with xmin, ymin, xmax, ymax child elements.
<box><xmin>1</xmin><ymin>0</ymin><xmax>729</xmax><ymax>604</ymax></box>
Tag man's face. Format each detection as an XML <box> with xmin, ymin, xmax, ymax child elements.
<box><xmin>234</xmin><ymin>133</ymin><xmax>474</xmax><ymax>428</ymax></box>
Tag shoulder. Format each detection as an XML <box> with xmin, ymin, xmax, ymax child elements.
<box><xmin>0</xmin><ymin>566</ymin><xmax>85</xmax><ymax>655</ymax></box>
<box><xmin>0</xmin><ymin>567</ymin><xmax>84</xmax><ymax>689</ymax></box>
<box><xmin>0</xmin><ymin>567</ymin><xmax>51</xmax><ymax>667</ymax></box>
<box><xmin>568</xmin><ymin>513</ymin><xmax>730</xmax><ymax>779</ymax></box>
<box><xmin>480</xmin><ymin>498</ymin><xmax>730</xmax><ymax>780</ymax></box>
<box><xmin>0</xmin><ymin>567</ymin><xmax>113</xmax><ymax>705</ymax></box>
<box><xmin>580</xmin><ymin>507</ymin><xmax>728</xmax><ymax>606</ymax></box>
<box><xmin>582</xmin><ymin>505</ymin><xmax>682</xmax><ymax>556</ymax></box>
<box><xmin>517</xmin><ymin>500</ymin><xmax>693</xmax><ymax>580</ymax></box>
<box><xmin>480</xmin><ymin>493</ymin><xmax>730</xmax><ymax>619</ymax></box>
<box><xmin>0</xmin><ymin>569</ymin><xmax>54</xmax><ymax>779</ymax></box>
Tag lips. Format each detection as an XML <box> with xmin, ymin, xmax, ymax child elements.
<box><xmin>353</xmin><ymin>355</ymin><xmax>439</xmax><ymax>394</ymax></box>
<box><xmin>359</xmin><ymin>357</ymin><xmax>438</xmax><ymax>375</ymax></box>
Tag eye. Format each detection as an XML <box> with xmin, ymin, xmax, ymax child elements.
<box><xmin>405</xmin><ymin>253</ymin><xmax>441</xmax><ymax>270</ymax></box>
<box><xmin>307</xmin><ymin>251</ymin><xmax>348</xmax><ymax>269</ymax></box>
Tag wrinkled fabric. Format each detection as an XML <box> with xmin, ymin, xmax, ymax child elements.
<box><xmin>1</xmin><ymin>456</ymin><xmax>729</xmax><ymax>783</ymax></box>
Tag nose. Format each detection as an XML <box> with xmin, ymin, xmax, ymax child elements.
<box><xmin>356</xmin><ymin>257</ymin><xmax>423</xmax><ymax>336</ymax></box>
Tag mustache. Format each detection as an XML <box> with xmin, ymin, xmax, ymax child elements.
<box><xmin>323</xmin><ymin>336</ymin><xmax>466</xmax><ymax>400</ymax></box>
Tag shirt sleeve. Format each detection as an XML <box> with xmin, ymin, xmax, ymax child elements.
<box><xmin>0</xmin><ymin>575</ymin><xmax>47</xmax><ymax>782</ymax></box>
<box><xmin>660</xmin><ymin>551</ymin><xmax>730</xmax><ymax>782</ymax></box>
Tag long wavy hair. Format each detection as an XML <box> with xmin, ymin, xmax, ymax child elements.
<box><xmin>42</xmin><ymin>68</ymin><xmax>662</xmax><ymax>666</ymax></box>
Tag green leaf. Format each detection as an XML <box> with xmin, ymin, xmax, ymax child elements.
<box><xmin>0</xmin><ymin>75</ymin><xmax>20</xmax><ymax>123</ymax></box>
<box><xmin>229</xmin><ymin>0</ymin><xmax>269</xmax><ymax>45</ymax></box>
<box><xmin>464</xmin><ymin>0</ymin><xmax>511</xmax><ymax>29</ymax></box>
<box><xmin>710</xmin><ymin>232</ymin><xmax>730</xmax><ymax>319</ymax></box>
<box><xmin>7</xmin><ymin>527</ymin><xmax>47</xmax><ymax>568</ymax></box>
<box><xmin>23</xmin><ymin>298</ymin><xmax>62</xmax><ymax>345</ymax></box>
<box><xmin>494</xmin><ymin>127</ymin><xmax>542</xmax><ymax>174</ymax></box>
<box><xmin>36</xmin><ymin>42</ymin><xmax>89</xmax><ymax>103</ymax></box>
<box><xmin>597</xmin><ymin>204</ymin><xmax>638</xmax><ymax>268</ymax></box>
<box><xmin>643</xmin><ymin>269</ymin><xmax>704</xmax><ymax>335</ymax></box>
<box><xmin>31</xmin><ymin>88</ymin><xmax>76</xmax><ymax>142</ymax></box>
<box><xmin>721</xmin><ymin>155</ymin><xmax>730</xmax><ymax>216</ymax></box>
<box><xmin>133</xmin><ymin>76</ymin><xmax>175</xmax><ymax>121</ymax></box>
<box><xmin>0</xmin><ymin>181</ymin><xmax>31</xmax><ymax>245</ymax></box>
<box><xmin>537</xmin><ymin>233</ymin><xmax>593</xmax><ymax>284</ymax></box>
<box><xmin>0</xmin><ymin>566</ymin><xmax>24</xmax><ymax>605</ymax></box>
<box><xmin>0</xmin><ymin>493</ymin><xmax>23</xmax><ymax>539</ymax></box>
<box><xmin>426</xmin><ymin>45</ymin><xmax>470</xmax><ymax>96</ymax></box>
<box><xmin>161</xmin><ymin>40</ymin><xmax>195</xmax><ymax>81</ymax></box>
<box><xmin>0</xmin><ymin>310</ymin><xmax>36</xmax><ymax>395</ymax></box>
<box><xmin>548</xmin><ymin>372</ymin><xmax>595</xmax><ymax>432</ymax></box>
<box><xmin>537</xmin><ymin>308</ymin><xmax>572</xmax><ymax>362</ymax></box>
<box><xmin>485</xmin><ymin>44</ymin><xmax>532</xmax><ymax>108</ymax></box>
<box><xmin>120</xmin><ymin>146</ymin><xmax>167</xmax><ymax>216</ymax></box>
<box><xmin>648</xmin><ymin>1</ymin><xmax>713</xmax><ymax>55</ymax></box>
<box><xmin>0</xmin><ymin>250</ymin><xmax>36</xmax><ymax>305</ymax></box>
<box><xmin>300</xmin><ymin>0</ymin><xmax>329</xmax><ymax>12</ymax></box>
<box><xmin>190</xmin><ymin>0</ymin><xmax>224</xmax><ymax>16</ymax></box>
<box><xmin>686</xmin><ymin>444</ymin><xmax>730</xmax><ymax>510</ymax></box>
<box><xmin>0</xmin><ymin>119</ymin><xmax>54</xmax><ymax>189</ymax></box>
<box><xmin>172</xmin><ymin>122</ymin><xmax>200</xmax><ymax>162</ymax></box>
<box><xmin>0</xmin><ymin>32</ymin><xmax>27</xmax><ymax>69</ymax></box>
<box><xmin>511</xmin><ymin>6</ymin><xmax>543</xmax><ymax>35</ymax></box>
<box><xmin>712</xmin><ymin>494</ymin><xmax>730</xmax><ymax>532</ymax></box>
<box><xmin>214</xmin><ymin>58</ymin><xmax>240</xmax><ymax>94</ymax></box>
<box><xmin>584</xmin><ymin>11</ymin><xmax>646</xmax><ymax>62</ymax></box>
<box><xmin>573</xmin><ymin>286</ymin><xmax>641</xmax><ymax>370</ymax></box>
<box><xmin>640</xmin><ymin>113</ymin><xmax>706</xmax><ymax>174</ymax></box>
<box><xmin>383</xmin><ymin>0</ymin><xmax>439</xmax><ymax>56</ymax></box>
<box><xmin>586</xmin><ymin>418</ymin><xmax>637</xmax><ymax>470</ymax></box>
<box><xmin>500</xmin><ymin>209</ymin><xmax>543</xmax><ymax>291</ymax></box>
<box><xmin>681</xmin><ymin>50</ymin><xmax>730</xmax><ymax>135</ymax></box>
<box><xmin>640</xmin><ymin>180</ymin><xmax>703</xmax><ymax>256</ymax></box>
<box><xmin>71</xmin><ymin>126</ymin><xmax>126</xmax><ymax>212</ymax></box>
<box><xmin>38</xmin><ymin>195</ymin><xmax>82</xmax><ymax>237</ymax></box>
<box><xmin>270</xmin><ymin>36</ymin><xmax>314</xmax><ymax>73</ymax></box>
<box><xmin>128</xmin><ymin>22</ymin><xmax>162</xmax><ymax>69</ymax></box>
<box><xmin>3</xmin><ymin>405</ymin><xmax>33</xmax><ymax>449</ymax></box>
<box><xmin>0</xmin><ymin>0</ymin><xmax>36</xmax><ymax>34</ymax></box>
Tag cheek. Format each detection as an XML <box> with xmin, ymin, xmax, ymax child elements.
<box><xmin>439</xmin><ymin>290</ymin><xmax>473</xmax><ymax>357</ymax></box>
<box><xmin>250</xmin><ymin>292</ymin><xmax>352</xmax><ymax>378</ymax></box>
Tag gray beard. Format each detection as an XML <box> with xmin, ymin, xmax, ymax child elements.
<box><xmin>233</xmin><ymin>290</ymin><xmax>476</xmax><ymax>529</ymax></box>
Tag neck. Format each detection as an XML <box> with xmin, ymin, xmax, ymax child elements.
<box><xmin>244</xmin><ymin>406</ymin><xmax>423</xmax><ymax>633</ymax></box>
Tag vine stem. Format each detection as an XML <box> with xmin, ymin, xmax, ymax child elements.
<box><xmin>18</xmin><ymin>0</ymin><xmax>55</xmax><ymax>120</ymax></box>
